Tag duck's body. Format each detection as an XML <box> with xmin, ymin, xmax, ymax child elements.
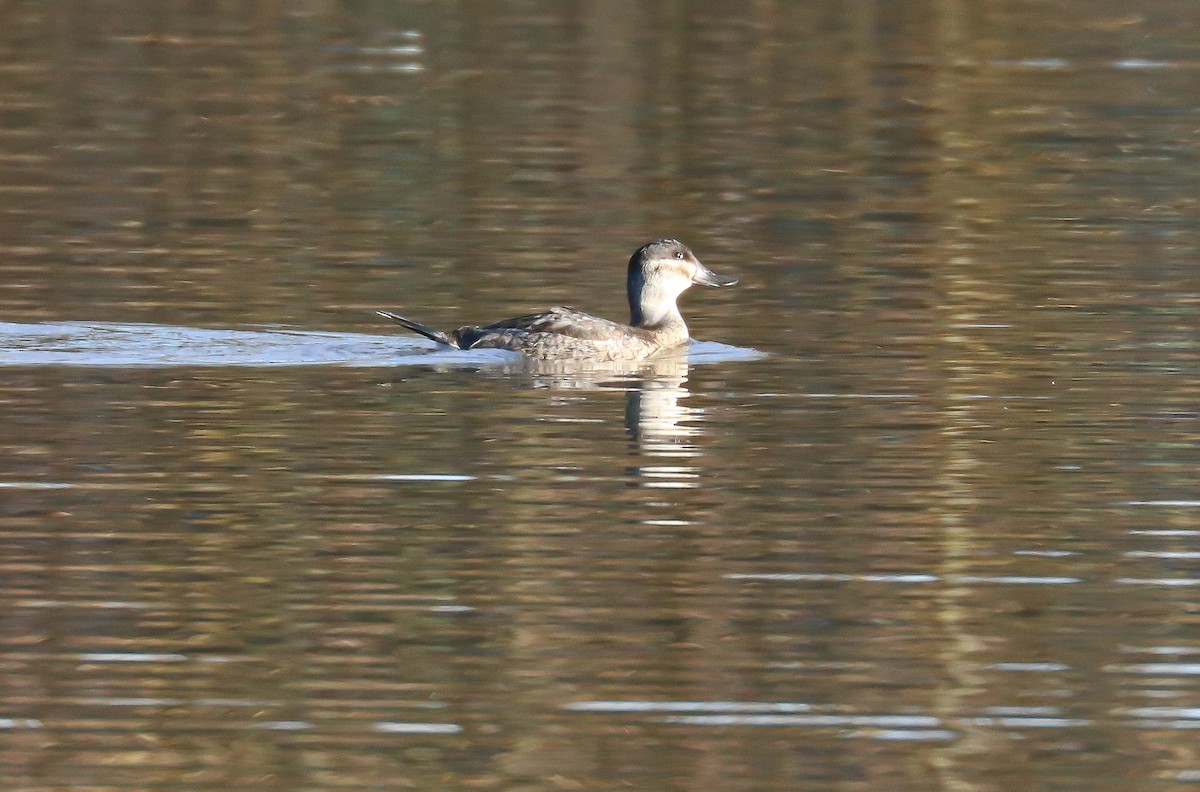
<box><xmin>378</xmin><ymin>239</ymin><xmax>737</xmax><ymax>362</ymax></box>
<box><xmin>377</xmin><ymin>305</ymin><xmax>680</xmax><ymax>362</ymax></box>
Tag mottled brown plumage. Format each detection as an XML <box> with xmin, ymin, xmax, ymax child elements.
<box><xmin>378</xmin><ymin>240</ymin><xmax>736</xmax><ymax>362</ymax></box>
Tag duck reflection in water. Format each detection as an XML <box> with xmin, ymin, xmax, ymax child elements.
<box><xmin>505</xmin><ymin>348</ymin><xmax>704</xmax><ymax>484</ymax></box>
<box><xmin>619</xmin><ymin>350</ymin><xmax>699</xmax><ymax>454</ymax></box>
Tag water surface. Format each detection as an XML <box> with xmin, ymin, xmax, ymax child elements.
<box><xmin>1</xmin><ymin>2</ymin><xmax>1199</xmax><ymax>791</ymax></box>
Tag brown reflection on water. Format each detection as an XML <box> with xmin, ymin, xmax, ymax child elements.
<box><xmin>2</xmin><ymin>0</ymin><xmax>1200</xmax><ymax>790</ymax></box>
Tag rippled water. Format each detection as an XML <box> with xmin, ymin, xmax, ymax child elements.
<box><xmin>1</xmin><ymin>2</ymin><xmax>1199</xmax><ymax>791</ymax></box>
<box><xmin>0</xmin><ymin>321</ymin><xmax>759</xmax><ymax>367</ymax></box>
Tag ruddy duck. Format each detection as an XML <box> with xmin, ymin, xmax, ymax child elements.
<box><xmin>377</xmin><ymin>239</ymin><xmax>737</xmax><ymax>361</ymax></box>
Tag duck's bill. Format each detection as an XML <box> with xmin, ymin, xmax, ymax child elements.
<box><xmin>692</xmin><ymin>262</ymin><xmax>739</xmax><ymax>287</ymax></box>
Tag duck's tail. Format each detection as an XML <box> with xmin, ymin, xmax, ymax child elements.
<box><xmin>376</xmin><ymin>311</ymin><xmax>459</xmax><ymax>348</ymax></box>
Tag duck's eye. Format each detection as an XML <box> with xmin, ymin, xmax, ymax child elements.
<box><xmin>674</xmin><ymin>251</ymin><xmax>684</xmax><ymax>259</ymax></box>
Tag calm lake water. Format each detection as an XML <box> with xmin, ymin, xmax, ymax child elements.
<box><xmin>2</xmin><ymin>2</ymin><xmax>1199</xmax><ymax>790</ymax></box>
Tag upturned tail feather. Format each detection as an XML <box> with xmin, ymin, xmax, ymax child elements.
<box><xmin>376</xmin><ymin>311</ymin><xmax>459</xmax><ymax>348</ymax></box>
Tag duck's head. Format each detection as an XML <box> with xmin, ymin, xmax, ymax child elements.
<box><xmin>627</xmin><ymin>239</ymin><xmax>737</xmax><ymax>327</ymax></box>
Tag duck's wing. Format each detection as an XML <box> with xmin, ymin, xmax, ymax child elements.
<box><xmin>470</xmin><ymin>307</ymin><xmax>645</xmax><ymax>342</ymax></box>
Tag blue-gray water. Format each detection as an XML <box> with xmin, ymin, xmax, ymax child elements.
<box><xmin>1</xmin><ymin>2</ymin><xmax>1198</xmax><ymax>791</ymax></box>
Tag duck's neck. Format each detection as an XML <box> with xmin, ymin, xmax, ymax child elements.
<box><xmin>629</xmin><ymin>272</ymin><xmax>687</xmax><ymax>332</ymax></box>
<box><xmin>632</xmin><ymin>300</ymin><xmax>683</xmax><ymax>326</ymax></box>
